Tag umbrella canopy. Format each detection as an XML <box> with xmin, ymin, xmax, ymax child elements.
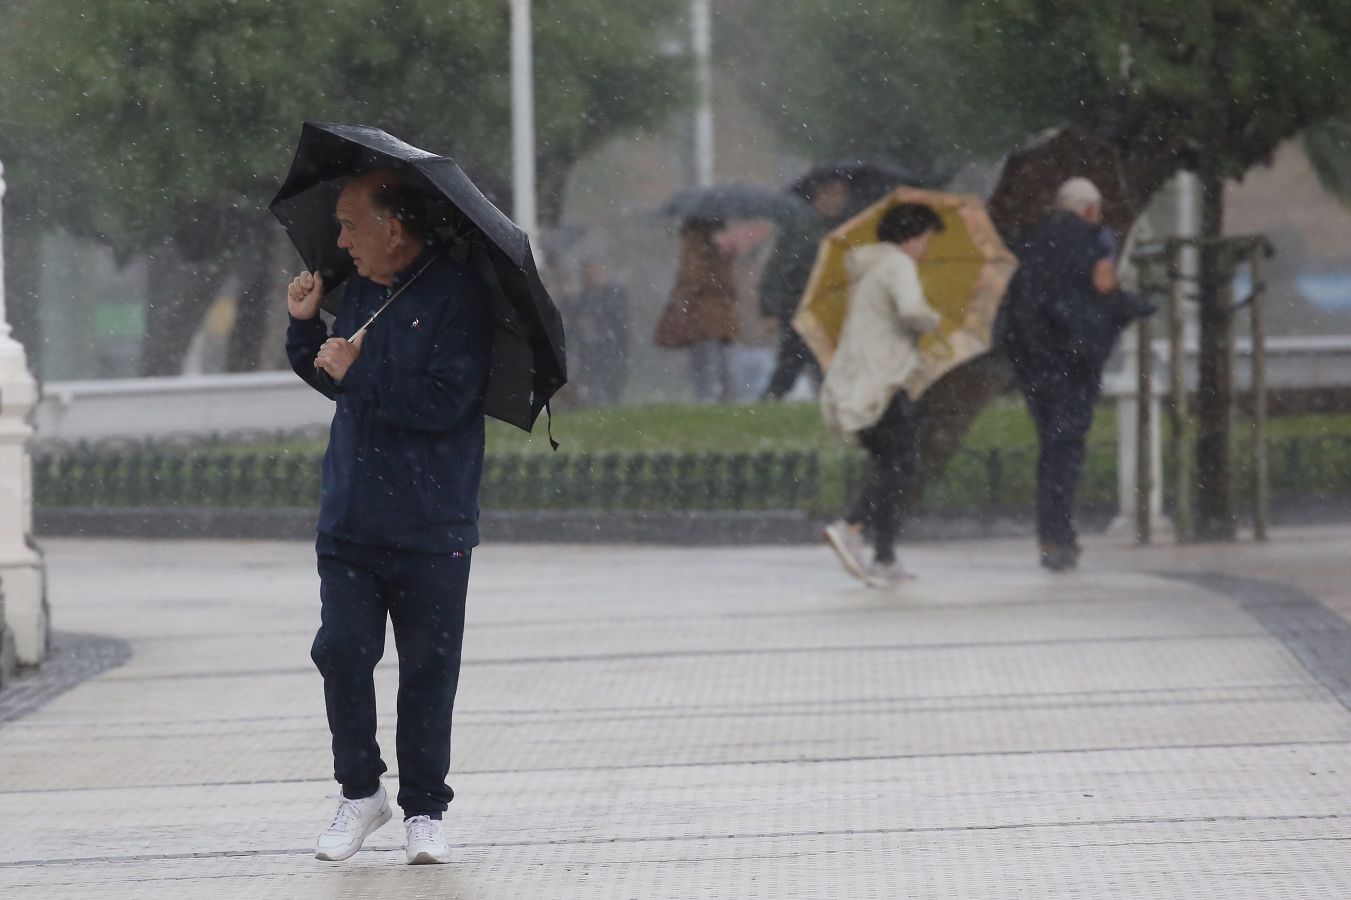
<box><xmin>270</xmin><ymin>122</ymin><xmax>565</xmax><ymax>432</ymax></box>
<box><xmin>790</xmin><ymin>160</ymin><xmax>918</xmax><ymax>218</ymax></box>
<box><xmin>794</xmin><ymin>189</ymin><xmax>1018</xmax><ymax>512</ymax></box>
<box><xmin>987</xmin><ymin>127</ymin><xmax>1139</xmax><ymax>245</ymax></box>
<box><xmin>792</xmin><ymin>187</ymin><xmax>1017</xmax><ymax>400</ymax></box>
<box><xmin>662</xmin><ymin>184</ymin><xmax>813</xmax><ymax>226</ymax></box>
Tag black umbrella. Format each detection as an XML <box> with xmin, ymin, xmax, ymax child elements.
<box><xmin>661</xmin><ymin>184</ymin><xmax>813</xmax><ymax>226</ymax></box>
<box><xmin>789</xmin><ymin>160</ymin><xmax>918</xmax><ymax>217</ymax></box>
<box><xmin>269</xmin><ymin>122</ymin><xmax>566</xmax><ymax>432</ymax></box>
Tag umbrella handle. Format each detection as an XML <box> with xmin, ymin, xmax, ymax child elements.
<box><xmin>924</xmin><ymin>331</ymin><xmax>955</xmax><ymax>361</ymax></box>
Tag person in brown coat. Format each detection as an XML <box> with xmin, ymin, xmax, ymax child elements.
<box><xmin>654</xmin><ymin>218</ymin><xmax>740</xmax><ymax>402</ymax></box>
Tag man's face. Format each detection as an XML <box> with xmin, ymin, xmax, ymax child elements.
<box><xmin>335</xmin><ymin>182</ymin><xmax>394</xmax><ymax>283</ymax></box>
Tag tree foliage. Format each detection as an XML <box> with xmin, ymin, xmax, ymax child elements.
<box><xmin>0</xmin><ymin>0</ymin><xmax>688</xmax><ymax>372</ymax></box>
<box><xmin>0</xmin><ymin>0</ymin><xmax>688</xmax><ymax>249</ymax></box>
<box><xmin>734</xmin><ymin>2</ymin><xmax>984</xmax><ymax>183</ymax></box>
<box><xmin>745</xmin><ymin>0</ymin><xmax>1351</xmax><ymax>190</ymax></box>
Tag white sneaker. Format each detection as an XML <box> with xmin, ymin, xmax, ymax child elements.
<box><xmin>405</xmin><ymin>815</ymin><xmax>450</xmax><ymax>865</ymax></box>
<box><xmin>823</xmin><ymin>520</ymin><xmax>870</xmax><ymax>583</ymax></box>
<box><xmin>865</xmin><ymin>559</ymin><xmax>916</xmax><ymax>587</ymax></box>
<box><xmin>314</xmin><ymin>785</ymin><xmax>393</xmax><ymax>861</ymax></box>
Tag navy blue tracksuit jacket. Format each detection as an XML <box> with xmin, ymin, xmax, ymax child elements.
<box><xmin>286</xmin><ymin>242</ymin><xmax>495</xmax><ymax>553</ymax></box>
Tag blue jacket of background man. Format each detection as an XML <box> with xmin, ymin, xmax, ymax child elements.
<box><xmin>286</xmin><ymin>240</ymin><xmax>495</xmax><ymax>554</ymax></box>
<box><xmin>993</xmin><ymin>211</ymin><xmax>1113</xmax><ymax>379</ymax></box>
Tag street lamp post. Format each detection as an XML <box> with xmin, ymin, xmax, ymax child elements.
<box><xmin>691</xmin><ymin>0</ymin><xmax>714</xmax><ymax>187</ymax></box>
<box><xmin>0</xmin><ymin>159</ymin><xmax>48</xmax><ymax>681</ymax></box>
<box><xmin>511</xmin><ymin>0</ymin><xmax>538</xmax><ymax>243</ymax></box>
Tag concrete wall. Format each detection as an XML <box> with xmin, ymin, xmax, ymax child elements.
<box><xmin>30</xmin><ymin>336</ymin><xmax>1351</xmax><ymax>445</ymax></box>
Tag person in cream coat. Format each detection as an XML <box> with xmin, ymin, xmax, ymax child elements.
<box><xmin>821</xmin><ymin>203</ymin><xmax>944</xmax><ymax>585</ymax></box>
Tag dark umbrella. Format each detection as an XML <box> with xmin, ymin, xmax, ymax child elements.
<box><xmin>790</xmin><ymin>160</ymin><xmax>918</xmax><ymax>217</ymax></box>
<box><xmin>662</xmin><ymin>184</ymin><xmax>813</xmax><ymax>225</ymax></box>
<box><xmin>269</xmin><ymin>122</ymin><xmax>566</xmax><ymax>432</ymax></box>
<box><xmin>986</xmin><ymin>127</ymin><xmax>1140</xmax><ymax>245</ymax></box>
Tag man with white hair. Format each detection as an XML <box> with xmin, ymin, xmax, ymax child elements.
<box><xmin>994</xmin><ymin>177</ymin><xmax>1123</xmax><ymax>571</ymax></box>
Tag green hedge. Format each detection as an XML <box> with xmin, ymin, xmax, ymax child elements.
<box><xmin>30</xmin><ymin>402</ymin><xmax>1351</xmax><ymax>516</ymax></box>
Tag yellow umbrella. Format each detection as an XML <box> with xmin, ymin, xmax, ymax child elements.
<box><xmin>792</xmin><ymin>187</ymin><xmax>1016</xmax><ymax>399</ymax></box>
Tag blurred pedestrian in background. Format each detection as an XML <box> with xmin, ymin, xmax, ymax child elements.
<box><xmin>655</xmin><ymin>217</ymin><xmax>740</xmax><ymax>403</ymax></box>
<box><xmin>994</xmin><ymin>177</ymin><xmax>1146</xmax><ymax>572</ymax></box>
<box><xmin>565</xmin><ymin>258</ymin><xmax>631</xmax><ymax>406</ymax></box>
<box><xmin>760</xmin><ymin>176</ymin><xmax>850</xmax><ymax>400</ymax></box>
<box><xmin>820</xmin><ymin>203</ymin><xmax>944</xmax><ymax>586</ymax></box>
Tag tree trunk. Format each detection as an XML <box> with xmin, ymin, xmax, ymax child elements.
<box><xmin>1193</xmin><ymin>158</ymin><xmax>1235</xmax><ymax>541</ymax></box>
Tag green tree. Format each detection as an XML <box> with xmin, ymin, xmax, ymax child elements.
<box><xmin>748</xmin><ymin>0</ymin><xmax>1351</xmax><ymax>538</ymax></box>
<box><xmin>0</xmin><ymin>0</ymin><xmax>687</xmax><ymax>374</ymax></box>
<box><xmin>960</xmin><ymin>0</ymin><xmax>1351</xmax><ymax>538</ymax></box>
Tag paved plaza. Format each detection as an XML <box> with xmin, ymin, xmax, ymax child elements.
<box><xmin>2</xmin><ymin>529</ymin><xmax>1351</xmax><ymax>897</ymax></box>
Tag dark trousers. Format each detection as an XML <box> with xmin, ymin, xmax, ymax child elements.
<box><xmin>312</xmin><ymin>535</ymin><xmax>471</xmax><ymax>819</ymax></box>
<box><xmin>1017</xmin><ymin>368</ymin><xmax>1101</xmax><ymax>548</ymax></box>
<box><xmin>763</xmin><ymin>318</ymin><xmax>821</xmax><ymax>399</ymax></box>
<box><xmin>846</xmin><ymin>392</ymin><xmax>920</xmax><ymax>565</ymax></box>
<box><xmin>690</xmin><ymin>340</ymin><xmax>732</xmax><ymax>403</ymax></box>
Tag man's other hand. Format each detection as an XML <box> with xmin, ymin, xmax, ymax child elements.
<box><xmin>288</xmin><ymin>271</ymin><xmax>325</xmax><ymax>320</ymax></box>
<box><xmin>315</xmin><ymin>332</ymin><xmax>365</xmax><ymax>383</ymax></box>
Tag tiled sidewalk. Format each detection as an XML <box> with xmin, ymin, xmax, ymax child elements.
<box><xmin>2</xmin><ymin>533</ymin><xmax>1349</xmax><ymax>898</ymax></box>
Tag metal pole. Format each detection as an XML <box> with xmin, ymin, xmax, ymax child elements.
<box><xmin>1220</xmin><ymin>241</ymin><xmax>1238</xmax><ymax>537</ymax></box>
<box><xmin>1135</xmin><ymin>312</ymin><xmax>1153</xmax><ymax>545</ymax></box>
<box><xmin>1250</xmin><ymin>246</ymin><xmax>1269</xmax><ymax>541</ymax></box>
<box><xmin>510</xmin><ymin>0</ymin><xmax>538</xmax><ymax>240</ymax></box>
<box><xmin>691</xmin><ymin>0</ymin><xmax>714</xmax><ymax>187</ymax></box>
<box><xmin>1176</xmin><ymin>171</ymin><xmax>1200</xmax><ymax>305</ymax></box>
<box><xmin>1168</xmin><ymin>240</ymin><xmax>1193</xmax><ymax>542</ymax></box>
<box><xmin>0</xmin><ymin>161</ymin><xmax>8</xmax><ymax>343</ymax></box>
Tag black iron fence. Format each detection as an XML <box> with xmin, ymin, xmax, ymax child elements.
<box><xmin>28</xmin><ymin>435</ymin><xmax>1113</xmax><ymax>516</ymax></box>
<box><xmin>28</xmin><ymin>431</ymin><xmax>1351</xmax><ymax>516</ymax></box>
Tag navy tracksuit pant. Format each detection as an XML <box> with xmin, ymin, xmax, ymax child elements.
<box><xmin>1015</xmin><ymin>367</ymin><xmax>1102</xmax><ymax>548</ymax></box>
<box><xmin>312</xmin><ymin>534</ymin><xmax>471</xmax><ymax>820</ymax></box>
<box><xmin>846</xmin><ymin>392</ymin><xmax>921</xmax><ymax>565</ymax></box>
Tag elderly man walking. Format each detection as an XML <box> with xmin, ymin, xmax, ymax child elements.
<box><xmin>995</xmin><ymin>177</ymin><xmax>1121</xmax><ymax>572</ymax></box>
<box><xmin>285</xmin><ymin>169</ymin><xmax>494</xmax><ymax>864</ymax></box>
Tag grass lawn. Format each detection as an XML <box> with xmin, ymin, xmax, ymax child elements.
<box><xmin>489</xmin><ymin>396</ymin><xmax>1112</xmax><ymax>456</ymax></box>
<box><xmin>493</xmin><ymin>398</ymin><xmax>1351</xmax><ymax>456</ymax></box>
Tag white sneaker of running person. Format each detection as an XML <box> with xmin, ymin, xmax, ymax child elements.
<box><xmin>865</xmin><ymin>559</ymin><xmax>917</xmax><ymax>587</ymax></box>
<box><xmin>314</xmin><ymin>785</ymin><xmax>393</xmax><ymax>861</ymax></box>
<box><xmin>823</xmin><ymin>519</ymin><xmax>870</xmax><ymax>583</ymax></box>
<box><xmin>405</xmin><ymin>815</ymin><xmax>451</xmax><ymax>864</ymax></box>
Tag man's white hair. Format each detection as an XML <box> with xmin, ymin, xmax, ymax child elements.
<box><xmin>1055</xmin><ymin>177</ymin><xmax>1103</xmax><ymax>214</ymax></box>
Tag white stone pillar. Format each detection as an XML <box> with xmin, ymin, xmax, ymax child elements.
<box><xmin>0</xmin><ymin>159</ymin><xmax>48</xmax><ymax>672</ymax></box>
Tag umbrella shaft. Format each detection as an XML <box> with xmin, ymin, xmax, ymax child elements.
<box><xmin>347</xmin><ymin>253</ymin><xmax>443</xmax><ymax>342</ymax></box>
